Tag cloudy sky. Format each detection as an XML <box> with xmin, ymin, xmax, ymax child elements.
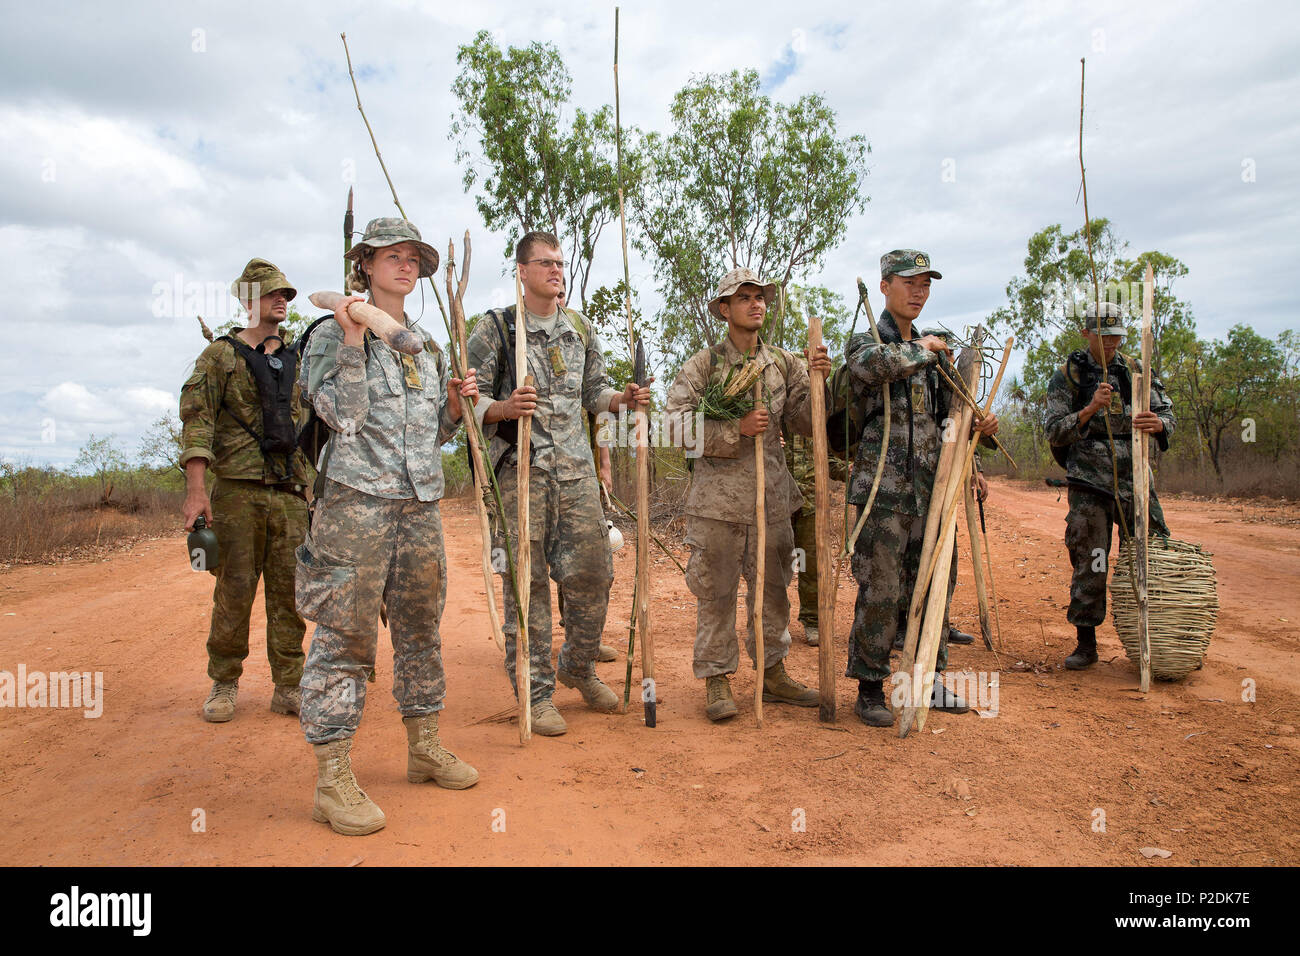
<box><xmin>2</xmin><ymin>0</ymin><xmax>1295</xmax><ymax>467</ymax></box>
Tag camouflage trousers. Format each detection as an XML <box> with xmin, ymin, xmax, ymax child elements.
<box><xmin>206</xmin><ymin>477</ymin><xmax>307</xmax><ymax>686</ymax></box>
<box><xmin>494</xmin><ymin>468</ymin><xmax>614</xmax><ymax>705</ymax></box>
<box><xmin>685</xmin><ymin>514</ymin><xmax>795</xmax><ymax>678</ymax></box>
<box><xmin>296</xmin><ymin>480</ymin><xmax>448</xmax><ymax>745</ymax></box>
<box><xmin>1065</xmin><ymin>485</ymin><xmax>1171</xmax><ymax>627</ymax></box>
<box><xmin>792</xmin><ymin>506</ymin><xmax>819</xmax><ymax>627</ymax></box>
<box><xmin>847</xmin><ymin>507</ymin><xmax>954</xmax><ymax>682</ymax></box>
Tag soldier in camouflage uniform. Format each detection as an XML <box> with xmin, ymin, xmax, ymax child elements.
<box><xmin>844</xmin><ymin>250</ymin><xmax>999</xmax><ymax>728</ymax></box>
<box><xmin>664</xmin><ymin>268</ymin><xmax>832</xmax><ymax>722</ymax></box>
<box><xmin>180</xmin><ymin>258</ymin><xmax>310</xmax><ymax>723</ymax></box>
<box><xmin>783</xmin><ymin>430</ymin><xmax>848</xmax><ymax>646</ymax></box>
<box><xmin>467</xmin><ymin>231</ymin><xmax>651</xmax><ymax>737</ymax></box>
<box><xmin>295</xmin><ymin>218</ymin><xmax>479</xmax><ymax>837</ymax></box>
<box><xmin>1044</xmin><ymin>301</ymin><xmax>1174</xmax><ymax>670</ymax></box>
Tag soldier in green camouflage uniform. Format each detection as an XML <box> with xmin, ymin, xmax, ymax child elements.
<box><xmin>1044</xmin><ymin>302</ymin><xmax>1174</xmax><ymax>670</ymax></box>
<box><xmin>295</xmin><ymin>219</ymin><xmax>479</xmax><ymax>837</ymax></box>
<box><xmin>843</xmin><ymin>250</ymin><xmax>999</xmax><ymax>728</ymax></box>
<box><xmin>467</xmin><ymin>231</ymin><xmax>651</xmax><ymax>737</ymax></box>
<box><xmin>664</xmin><ymin>268</ymin><xmax>832</xmax><ymax>722</ymax></box>
<box><xmin>783</xmin><ymin>430</ymin><xmax>848</xmax><ymax>646</ymax></box>
<box><xmin>180</xmin><ymin>258</ymin><xmax>310</xmax><ymax>723</ymax></box>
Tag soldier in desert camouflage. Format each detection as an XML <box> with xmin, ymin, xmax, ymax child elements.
<box><xmin>295</xmin><ymin>218</ymin><xmax>480</xmax><ymax>836</ymax></box>
<box><xmin>180</xmin><ymin>258</ymin><xmax>310</xmax><ymax>724</ymax></box>
<box><xmin>664</xmin><ymin>268</ymin><xmax>832</xmax><ymax>722</ymax></box>
<box><xmin>843</xmin><ymin>250</ymin><xmax>999</xmax><ymax>728</ymax></box>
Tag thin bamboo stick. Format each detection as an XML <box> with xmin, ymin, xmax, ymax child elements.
<box><xmin>515</xmin><ymin>267</ymin><xmax>532</xmax><ymax>744</ymax></box>
<box><xmin>753</xmin><ymin>378</ymin><xmax>766</xmax><ymax>728</ymax></box>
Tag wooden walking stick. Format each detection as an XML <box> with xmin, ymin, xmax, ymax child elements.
<box><xmin>978</xmin><ymin>493</ymin><xmax>1003</xmax><ymax>649</ymax></box>
<box><xmin>752</xmin><ymin>378</ymin><xmax>767</xmax><ymax>728</ymax></box>
<box><xmin>808</xmin><ymin>316</ymin><xmax>836</xmax><ymax>722</ymax></box>
<box><xmin>343</xmin><ymin>186</ymin><xmax>354</xmax><ymax>288</ymax></box>
<box><xmin>962</xmin><ymin>476</ymin><xmax>993</xmax><ymax>651</ymax></box>
<box><xmin>446</xmin><ymin>235</ymin><xmax>505</xmax><ymax>654</ymax></box>
<box><xmin>514</xmin><ymin>266</ymin><xmax>533</xmax><ymax>743</ymax></box>
<box><xmin>615</xmin><ymin>7</ymin><xmax>655</xmax><ymax>725</ymax></box>
<box><xmin>1133</xmin><ymin>263</ymin><xmax>1155</xmax><ymax>692</ymax></box>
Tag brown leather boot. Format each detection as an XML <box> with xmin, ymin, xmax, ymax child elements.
<box><xmin>762</xmin><ymin>660</ymin><xmax>819</xmax><ymax>707</ymax></box>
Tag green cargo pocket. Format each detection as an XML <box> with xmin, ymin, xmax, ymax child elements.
<box><xmin>295</xmin><ymin>541</ymin><xmax>359</xmax><ymax>631</ymax></box>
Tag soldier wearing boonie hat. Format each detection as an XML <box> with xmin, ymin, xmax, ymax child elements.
<box><xmin>295</xmin><ymin>215</ymin><xmax>479</xmax><ymax>836</ymax></box>
<box><xmin>1044</xmin><ymin>299</ymin><xmax>1175</xmax><ymax>672</ymax></box>
<box><xmin>181</xmin><ymin>257</ymin><xmax>311</xmax><ymax>726</ymax></box>
<box><xmin>664</xmin><ymin>267</ymin><xmax>832</xmax><ymax>722</ymax></box>
<box><xmin>842</xmin><ymin>249</ymin><xmax>1000</xmax><ymax>728</ymax></box>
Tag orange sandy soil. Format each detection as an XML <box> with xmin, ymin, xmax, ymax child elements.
<box><xmin>0</xmin><ymin>479</ymin><xmax>1295</xmax><ymax>866</ymax></box>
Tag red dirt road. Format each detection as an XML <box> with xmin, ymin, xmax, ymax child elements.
<box><xmin>1</xmin><ymin>479</ymin><xmax>1296</xmax><ymax>866</ymax></box>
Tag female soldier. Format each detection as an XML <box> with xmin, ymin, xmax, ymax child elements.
<box><xmin>296</xmin><ymin>218</ymin><xmax>479</xmax><ymax>836</ymax></box>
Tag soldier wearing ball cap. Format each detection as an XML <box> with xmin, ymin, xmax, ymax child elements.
<box><xmin>1044</xmin><ymin>299</ymin><xmax>1175</xmax><ymax>670</ymax></box>
<box><xmin>180</xmin><ymin>257</ymin><xmax>311</xmax><ymax>724</ymax></box>
<box><xmin>842</xmin><ymin>250</ymin><xmax>1000</xmax><ymax>728</ymax></box>
<box><xmin>664</xmin><ymin>267</ymin><xmax>832</xmax><ymax>722</ymax></box>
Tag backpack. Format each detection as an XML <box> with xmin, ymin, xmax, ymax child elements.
<box><xmin>218</xmin><ymin>333</ymin><xmax>300</xmax><ymax>482</ymax></box>
<box><xmin>1051</xmin><ymin>349</ymin><xmax>1133</xmax><ymax>469</ymax></box>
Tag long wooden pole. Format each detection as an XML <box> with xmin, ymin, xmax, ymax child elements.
<box><xmin>1134</xmin><ymin>263</ymin><xmax>1155</xmax><ymax>692</ymax></box>
<box><xmin>447</xmin><ymin>236</ymin><xmax>505</xmax><ymax>654</ymax></box>
<box><xmin>978</xmin><ymin>495</ymin><xmax>1002</xmax><ymax>649</ymax></box>
<box><xmin>343</xmin><ymin>186</ymin><xmax>354</xmax><ymax>289</ymax></box>
<box><xmin>514</xmin><ymin>267</ymin><xmax>532</xmax><ymax>743</ymax></box>
<box><xmin>963</xmin><ymin>475</ymin><xmax>993</xmax><ymax>651</ymax></box>
<box><xmin>808</xmin><ymin>316</ymin><xmax>835</xmax><ymax>722</ymax></box>
<box><xmin>752</xmin><ymin>379</ymin><xmax>766</xmax><ymax>728</ymax></box>
<box><xmin>614</xmin><ymin>7</ymin><xmax>654</xmax><ymax>725</ymax></box>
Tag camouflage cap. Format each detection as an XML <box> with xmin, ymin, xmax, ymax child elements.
<box><xmin>707</xmin><ymin>267</ymin><xmax>778</xmax><ymax>321</ymax></box>
<box><xmin>1084</xmin><ymin>301</ymin><xmax>1125</xmax><ymax>337</ymax></box>
<box><xmin>230</xmin><ymin>258</ymin><xmax>296</xmax><ymax>303</ymax></box>
<box><xmin>880</xmin><ymin>249</ymin><xmax>942</xmax><ymax>280</ymax></box>
<box><xmin>345</xmin><ymin>217</ymin><xmax>440</xmax><ymax>277</ymax></box>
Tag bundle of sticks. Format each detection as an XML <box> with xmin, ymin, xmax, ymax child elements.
<box><xmin>895</xmin><ymin>330</ymin><xmax>1012</xmax><ymax>738</ymax></box>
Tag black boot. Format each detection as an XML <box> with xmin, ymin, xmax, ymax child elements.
<box><xmin>854</xmin><ymin>680</ymin><xmax>894</xmax><ymax>727</ymax></box>
<box><xmin>946</xmin><ymin>626</ymin><xmax>976</xmax><ymax>646</ymax></box>
<box><xmin>1064</xmin><ymin>625</ymin><xmax>1099</xmax><ymax>670</ymax></box>
<box><xmin>930</xmin><ymin>673</ymin><xmax>970</xmax><ymax>713</ymax></box>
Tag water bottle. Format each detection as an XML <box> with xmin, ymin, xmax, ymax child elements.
<box><xmin>188</xmin><ymin>515</ymin><xmax>220</xmax><ymax>572</ymax></box>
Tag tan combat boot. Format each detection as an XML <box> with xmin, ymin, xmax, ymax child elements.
<box><xmin>202</xmin><ymin>679</ymin><xmax>238</xmax><ymax>722</ymax></box>
<box><xmin>530</xmin><ymin>699</ymin><xmax>568</xmax><ymax>736</ymax></box>
<box><xmin>403</xmin><ymin>714</ymin><xmax>479</xmax><ymax>789</ymax></box>
<box><xmin>762</xmin><ymin>660</ymin><xmax>819</xmax><ymax>707</ymax></box>
<box><xmin>705</xmin><ymin>675</ymin><xmax>739</xmax><ymax>722</ymax></box>
<box><xmin>557</xmin><ymin>669</ymin><xmax>619</xmax><ymax>712</ymax></box>
<box><xmin>596</xmin><ymin>644</ymin><xmax>619</xmax><ymax>662</ymax></box>
<box><xmin>311</xmin><ymin>738</ymin><xmax>385</xmax><ymax>836</ymax></box>
<box><xmin>270</xmin><ymin>684</ymin><xmax>301</xmax><ymax>716</ymax></box>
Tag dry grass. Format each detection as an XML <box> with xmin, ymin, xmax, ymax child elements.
<box><xmin>0</xmin><ymin>482</ymin><xmax>184</xmax><ymax>567</ymax></box>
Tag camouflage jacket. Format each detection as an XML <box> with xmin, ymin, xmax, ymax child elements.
<box><xmin>1044</xmin><ymin>348</ymin><xmax>1175</xmax><ymax>499</ymax></box>
<box><xmin>665</xmin><ymin>335</ymin><xmax>815</xmax><ymax>525</ymax></box>
<box><xmin>301</xmin><ymin>317</ymin><xmax>459</xmax><ymax>502</ymax></box>
<box><xmin>467</xmin><ymin>305</ymin><xmax>620</xmax><ymax>481</ymax></box>
<box><xmin>844</xmin><ymin>310</ymin><xmax>980</xmax><ymax>517</ymax></box>
<box><xmin>179</xmin><ymin>335</ymin><xmax>311</xmax><ymax>485</ymax></box>
<box><xmin>783</xmin><ymin>431</ymin><xmax>850</xmax><ymax>508</ymax></box>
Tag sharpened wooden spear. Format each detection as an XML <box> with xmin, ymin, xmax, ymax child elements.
<box><xmin>808</xmin><ymin>315</ymin><xmax>835</xmax><ymax>722</ymax></box>
<box><xmin>446</xmin><ymin>235</ymin><xmax>505</xmax><ymax>654</ymax></box>
<box><xmin>615</xmin><ymin>7</ymin><xmax>655</xmax><ymax>726</ymax></box>
<box><xmin>515</xmin><ymin>266</ymin><xmax>532</xmax><ymax>743</ymax></box>
<box><xmin>343</xmin><ymin>186</ymin><xmax>354</xmax><ymax>289</ymax></box>
<box><xmin>1134</xmin><ymin>263</ymin><xmax>1155</xmax><ymax>692</ymax></box>
<box><xmin>752</xmin><ymin>378</ymin><xmax>767</xmax><ymax>728</ymax></box>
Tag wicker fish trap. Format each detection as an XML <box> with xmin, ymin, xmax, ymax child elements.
<box><xmin>1109</xmin><ymin>537</ymin><xmax>1217</xmax><ymax>681</ymax></box>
